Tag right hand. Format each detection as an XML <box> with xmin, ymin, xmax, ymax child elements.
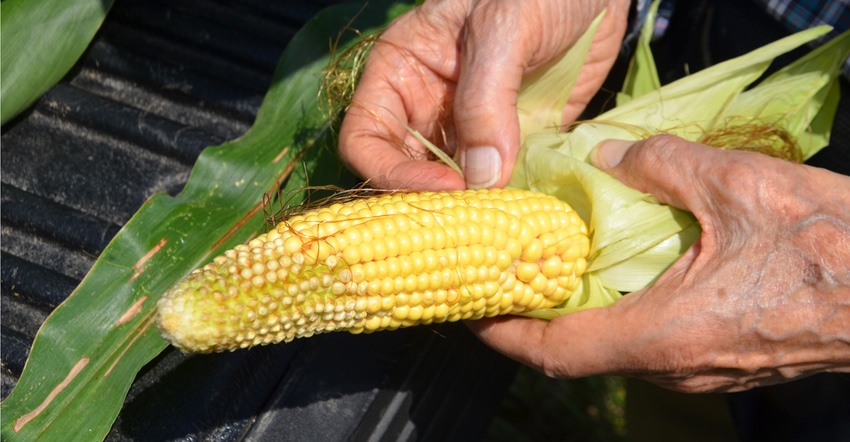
<box><xmin>339</xmin><ymin>0</ymin><xmax>630</xmax><ymax>190</ymax></box>
<box><xmin>469</xmin><ymin>135</ymin><xmax>850</xmax><ymax>392</ymax></box>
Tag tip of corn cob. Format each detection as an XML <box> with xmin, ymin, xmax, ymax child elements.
<box><xmin>156</xmin><ymin>188</ymin><xmax>590</xmax><ymax>353</ymax></box>
<box><xmin>156</xmin><ymin>277</ymin><xmax>225</xmax><ymax>353</ymax></box>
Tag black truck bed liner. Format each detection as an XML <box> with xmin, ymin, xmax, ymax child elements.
<box><xmin>0</xmin><ymin>1</ymin><xmax>518</xmax><ymax>440</ymax></box>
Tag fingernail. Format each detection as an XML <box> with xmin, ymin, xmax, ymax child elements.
<box><xmin>592</xmin><ymin>139</ymin><xmax>634</xmax><ymax>170</ymax></box>
<box><xmin>462</xmin><ymin>146</ymin><xmax>501</xmax><ymax>189</ymax></box>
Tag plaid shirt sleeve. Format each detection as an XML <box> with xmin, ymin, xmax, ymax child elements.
<box><xmin>753</xmin><ymin>0</ymin><xmax>850</xmax><ymax>36</ymax></box>
<box><xmin>637</xmin><ymin>0</ymin><xmax>850</xmax><ymax>74</ymax></box>
<box><xmin>752</xmin><ymin>0</ymin><xmax>850</xmax><ymax>74</ymax></box>
<box><xmin>637</xmin><ymin>0</ymin><xmax>850</xmax><ymax>37</ymax></box>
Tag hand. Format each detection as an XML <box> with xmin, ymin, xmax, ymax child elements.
<box><xmin>468</xmin><ymin>134</ymin><xmax>850</xmax><ymax>393</ymax></box>
<box><xmin>339</xmin><ymin>0</ymin><xmax>630</xmax><ymax>190</ymax></box>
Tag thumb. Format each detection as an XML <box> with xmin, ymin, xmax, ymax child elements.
<box><xmin>454</xmin><ymin>1</ymin><xmax>545</xmax><ymax>189</ymax></box>
<box><xmin>453</xmin><ymin>25</ymin><xmax>523</xmax><ymax>189</ymax></box>
<box><xmin>453</xmin><ymin>0</ymin><xmax>608</xmax><ymax>189</ymax></box>
<box><xmin>591</xmin><ymin>135</ymin><xmax>728</xmax><ymax>211</ymax></box>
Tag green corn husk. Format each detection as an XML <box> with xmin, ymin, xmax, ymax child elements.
<box><xmin>511</xmin><ymin>18</ymin><xmax>850</xmax><ymax>318</ymax></box>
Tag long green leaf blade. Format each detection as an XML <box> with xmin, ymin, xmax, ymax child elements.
<box><xmin>0</xmin><ymin>0</ymin><xmax>115</xmax><ymax>124</ymax></box>
<box><xmin>0</xmin><ymin>2</ymin><xmax>413</xmax><ymax>440</ymax></box>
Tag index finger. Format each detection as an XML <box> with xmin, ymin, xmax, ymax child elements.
<box><xmin>337</xmin><ymin>7</ymin><xmax>467</xmax><ymax>191</ymax></box>
<box><xmin>339</xmin><ymin>88</ymin><xmax>466</xmax><ymax>190</ymax></box>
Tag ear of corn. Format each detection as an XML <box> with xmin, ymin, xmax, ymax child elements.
<box><xmin>158</xmin><ymin>10</ymin><xmax>850</xmax><ymax>352</ymax></box>
<box><xmin>157</xmin><ymin>189</ymin><xmax>589</xmax><ymax>352</ymax></box>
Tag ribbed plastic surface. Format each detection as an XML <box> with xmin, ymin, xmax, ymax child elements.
<box><xmin>0</xmin><ymin>1</ymin><xmax>518</xmax><ymax>440</ymax></box>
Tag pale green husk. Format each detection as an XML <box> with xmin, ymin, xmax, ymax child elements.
<box><xmin>514</xmin><ymin>17</ymin><xmax>850</xmax><ymax>318</ymax></box>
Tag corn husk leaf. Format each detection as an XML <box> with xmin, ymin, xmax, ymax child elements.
<box><xmin>522</xmin><ymin>137</ymin><xmax>700</xmax><ymax>293</ymax></box>
<box><xmin>718</xmin><ymin>29</ymin><xmax>850</xmax><ymax>158</ymax></box>
<box><xmin>516</xmin><ymin>10</ymin><xmax>605</xmax><ymax>139</ymax></box>
<box><xmin>616</xmin><ymin>0</ymin><xmax>661</xmax><ymax>105</ymax></box>
<box><xmin>508</xmin><ymin>9</ymin><xmax>605</xmax><ymax>188</ymax></box>
<box><xmin>577</xmin><ymin>26</ymin><xmax>834</xmax><ymax>152</ymax></box>
<box><xmin>515</xmin><ymin>25</ymin><xmax>850</xmax><ymax>316</ymax></box>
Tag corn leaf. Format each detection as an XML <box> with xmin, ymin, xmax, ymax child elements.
<box><xmin>0</xmin><ymin>2</ymin><xmax>413</xmax><ymax>440</ymax></box>
<box><xmin>0</xmin><ymin>0</ymin><xmax>115</xmax><ymax>125</ymax></box>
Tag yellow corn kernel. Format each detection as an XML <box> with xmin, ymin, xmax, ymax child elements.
<box><xmin>156</xmin><ymin>188</ymin><xmax>590</xmax><ymax>353</ymax></box>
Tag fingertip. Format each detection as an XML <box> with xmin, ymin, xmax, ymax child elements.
<box><xmin>383</xmin><ymin>160</ymin><xmax>467</xmax><ymax>191</ymax></box>
<box><xmin>463</xmin><ymin>316</ymin><xmax>497</xmax><ymax>335</ymax></box>
<box><xmin>460</xmin><ymin>145</ymin><xmax>502</xmax><ymax>189</ymax></box>
<box><xmin>464</xmin><ymin>315</ymin><xmax>550</xmax><ymax>367</ymax></box>
<box><xmin>591</xmin><ymin>139</ymin><xmax>634</xmax><ymax>170</ymax></box>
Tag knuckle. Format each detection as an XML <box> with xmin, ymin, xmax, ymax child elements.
<box><xmin>620</xmin><ymin>134</ymin><xmax>687</xmax><ymax>178</ymax></box>
<box><xmin>637</xmin><ymin>134</ymin><xmax>689</xmax><ymax>162</ymax></box>
<box><xmin>533</xmin><ymin>324</ymin><xmax>571</xmax><ymax>379</ymax></box>
<box><xmin>716</xmin><ymin>155</ymin><xmax>762</xmax><ymax>192</ymax></box>
<box><xmin>538</xmin><ymin>352</ymin><xmax>570</xmax><ymax>379</ymax></box>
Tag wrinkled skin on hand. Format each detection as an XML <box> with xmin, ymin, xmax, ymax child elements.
<box><xmin>339</xmin><ymin>0</ymin><xmax>629</xmax><ymax>190</ymax></box>
<box><xmin>468</xmin><ymin>135</ymin><xmax>850</xmax><ymax>393</ymax></box>
<box><xmin>337</xmin><ymin>0</ymin><xmax>850</xmax><ymax>393</ymax></box>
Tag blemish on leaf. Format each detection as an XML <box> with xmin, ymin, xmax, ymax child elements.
<box><xmin>104</xmin><ymin>315</ymin><xmax>157</xmax><ymax>378</ymax></box>
<box><xmin>210</xmin><ymin>163</ymin><xmax>301</xmax><ymax>252</ymax></box>
<box><xmin>272</xmin><ymin>146</ymin><xmax>290</xmax><ymax>164</ymax></box>
<box><xmin>210</xmin><ymin>202</ymin><xmax>264</xmax><ymax>253</ymax></box>
<box><xmin>130</xmin><ymin>238</ymin><xmax>168</xmax><ymax>281</ymax></box>
<box><xmin>14</xmin><ymin>357</ymin><xmax>90</xmax><ymax>432</ymax></box>
<box><xmin>115</xmin><ymin>296</ymin><xmax>148</xmax><ymax>327</ymax></box>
